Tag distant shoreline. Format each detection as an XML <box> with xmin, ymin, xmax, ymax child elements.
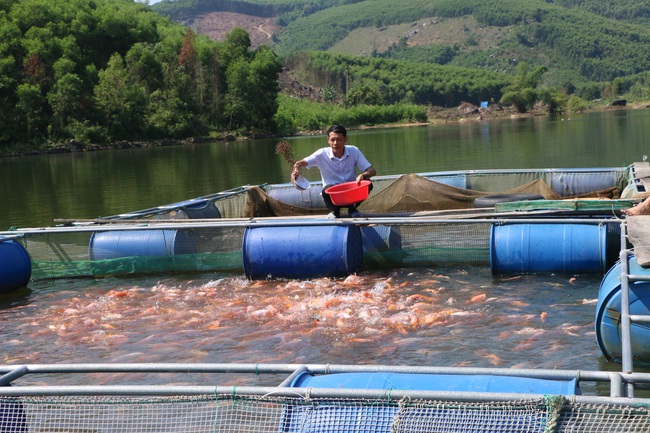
<box><xmin>2</xmin><ymin>102</ymin><xmax>647</xmax><ymax>158</ymax></box>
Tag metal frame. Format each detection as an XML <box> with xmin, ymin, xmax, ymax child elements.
<box><xmin>615</xmin><ymin>220</ymin><xmax>650</xmax><ymax>398</ymax></box>
<box><xmin>89</xmin><ymin>165</ymin><xmax>633</xmax><ymax>221</ymax></box>
<box><xmin>0</xmin><ymin>216</ymin><xmax>626</xmax><ymax>236</ymax></box>
<box><xmin>1</xmin><ymin>363</ymin><xmax>649</xmax><ymax>404</ymax></box>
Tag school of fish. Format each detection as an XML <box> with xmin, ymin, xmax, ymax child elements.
<box><xmin>0</xmin><ymin>267</ymin><xmax>605</xmax><ymax>385</ymax></box>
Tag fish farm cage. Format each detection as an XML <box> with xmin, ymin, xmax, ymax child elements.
<box><xmin>1</xmin><ymin>363</ymin><xmax>650</xmax><ymax>433</ymax></box>
<box><xmin>2</xmin><ymin>224</ymin><xmax>650</xmax><ymax>431</ymax></box>
<box><xmin>0</xmin><ymin>164</ymin><xmax>638</xmax><ymax>286</ymax></box>
<box><xmin>0</xmin><ymin>165</ymin><xmax>637</xmax><ymax>286</ymax></box>
<box><xmin>0</xmin><ymin>216</ymin><xmax>627</xmax><ymax>285</ymax></box>
<box><xmin>3</xmin><ymin>166</ymin><xmax>650</xmax><ymax>431</ymax></box>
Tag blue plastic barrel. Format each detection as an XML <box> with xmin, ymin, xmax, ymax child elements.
<box><xmin>158</xmin><ymin>198</ymin><xmax>221</xmax><ymax>219</ymax></box>
<box><xmin>490</xmin><ymin>223</ymin><xmax>608</xmax><ymax>274</ymax></box>
<box><xmin>266</xmin><ymin>185</ymin><xmax>325</xmax><ymax>208</ymax></box>
<box><xmin>243</xmin><ymin>225</ymin><xmax>362</xmax><ymax>279</ymax></box>
<box><xmin>89</xmin><ymin>230</ymin><xmax>195</xmax><ymax>260</ymax></box>
<box><xmin>361</xmin><ymin>225</ymin><xmax>402</xmax><ymax>253</ymax></box>
<box><xmin>290</xmin><ymin>371</ymin><xmax>579</xmax><ymax>394</ymax></box>
<box><xmin>425</xmin><ymin>175</ymin><xmax>467</xmax><ymax>189</ymax></box>
<box><xmin>550</xmin><ymin>170</ymin><xmax>620</xmax><ymax>196</ymax></box>
<box><xmin>0</xmin><ymin>396</ymin><xmax>27</xmax><ymax>432</ymax></box>
<box><xmin>596</xmin><ymin>256</ymin><xmax>650</xmax><ymax>365</ymax></box>
<box><xmin>181</xmin><ymin>199</ymin><xmax>221</xmax><ymax>219</ymax></box>
<box><xmin>0</xmin><ymin>238</ymin><xmax>31</xmax><ymax>293</ymax></box>
<box><xmin>283</xmin><ymin>372</ymin><xmax>578</xmax><ymax>433</ymax></box>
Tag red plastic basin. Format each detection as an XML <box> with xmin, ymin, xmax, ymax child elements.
<box><xmin>327</xmin><ymin>180</ymin><xmax>371</xmax><ymax>205</ymax></box>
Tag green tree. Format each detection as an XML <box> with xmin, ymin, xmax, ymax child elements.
<box><xmin>223</xmin><ymin>31</ymin><xmax>281</xmax><ymax>131</ymax></box>
<box><xmin>48</xmin><ymin>72</ymin><xmax>83</xmax><ymax>134</ymax></box>
<box><xmin>16</xmin><ymin>83</ymin><xmax>44</xmax><ymax>143</ymax></box>
<box><xmin>125</xmin><ymin>43</ymin><xmax>163</xmax><ymax>92</ymax></box>
<box><xmin>94</xmin><ymin>53</ymin><xmax>146</xmax><ymax>139</ymax></box>
<box><xmin>47</xmin><ymin>57</ymin><xmax>83</xmax><ymax>134</ymax></box>
<box><xmin>224</xmin><ymin>58</ymin><xmax>253</xmax><ymax>130</ymax></box>
<box><xmin>320</xmin><ymin>85</ymin><xmax>337</xmax><ymax>102</ymax></box>
<box><xmin>248</xmin><ymin>45</ymin><xmax>282</xmax><ymax>130</ymax></box>
<box><xmin>500</xmin><ymin>63</ymin><xmax>548</xmax><ymax>113</ymax></box>
<box><xmin>147</xmin><ymin>88</ymin><xmax>195</xmax><ymax>138</ymax></box>
<box><xmin>195</xmin><ymin>44</ymin><xmax>225</xmax><ymax>126</ymax></box>
<box><xmin>566</xmin><ymin>94</ymin><xmax>588</xmax><ymax>113</ymax></box>
<box><xmin>0</xmin><ymin>55</ymin><xmax>19</xmax><ymax>144</ymax></box>
<box><xmin>538</xmin><ymin>88</ymin><xmax>568</xmax><ymax>114</ymax></box>
<box><xmin>223</xmin><ymin>27</ymin><xmax>251</xmax><ymax>64</ymax></box>
<box><xmin>347</xmin><ymin>82</ymin><xmax>389</xmax><ymax>106</ymax></box>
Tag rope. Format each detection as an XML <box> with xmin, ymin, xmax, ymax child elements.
<box><xmin>543</xmin><ymin>395</ymin><xmax>566</xmax><ymax>433</ymax></box>
<box><xmin>391</xmin><ymin>396</ymin><xmax>411</xmax><ymax>433</ymax></box>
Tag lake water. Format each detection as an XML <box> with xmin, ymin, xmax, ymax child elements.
<box><xmin>2</xmin><ymin>109</ymin><xmax>649</xmax><ymax>230</ymax></box>
<box><xmin>1</xmin><ymin>108</ymin><xmax>649</xmax><ymax>389</ymax></box>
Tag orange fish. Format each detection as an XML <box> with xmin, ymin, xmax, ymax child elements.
<box><xmin>466</xmin><ymin>293</ymin><xmax>487</xmax><ymax>304</ymax></box>
<box><xmin>407</xmin><ymin>293</ymin><xmax>435</xmax><ymax>302</ymax></box>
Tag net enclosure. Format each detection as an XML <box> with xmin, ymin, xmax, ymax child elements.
<box><xmin>1</xmin><ymin>166</ymin><xmax>636</xmax><ymax>282</ymax></box>
<box><xmin>1</xmin><ymin>363</ymin><xmax>650</xmax><ymax>433</ymax></box>
<box><xmin>2</xmin><ymin>394</ymin><xmax>650</xmax><ymax>433</ymax></box>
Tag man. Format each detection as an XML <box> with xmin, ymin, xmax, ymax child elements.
<box><xmin>292</xmin><ymin>125</ymin><xmax>376</xmax><ymax>218</ymax></box>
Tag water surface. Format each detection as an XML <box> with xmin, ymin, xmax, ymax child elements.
<box><xmin>2</xmin><ymin>109</ymin><xmax>650</xmax><ymax>390</ymax></box>
<box><xmin>2</xmin><ymin>109</ymin><xmax>649</xmax><ymax>230</ymax></box>
<box><xmin>2</xmin><ymin>268</ymin><xmax>607</xmax><ymax>389</ymax></box>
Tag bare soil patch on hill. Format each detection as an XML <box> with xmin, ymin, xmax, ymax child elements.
<box><xmin>181</xmin><ymin>12</ymin><xmax>279</xmax><ymax>49</ymax></box>
<box><xmin>179</xmin><ymin>12</ymin><xmax>327</xmax><ymax>102</ymax></box>
<box><xmin>330</xmin><ymin>16</ymin><xmax>506</xmax><ymax>56</ymax></box>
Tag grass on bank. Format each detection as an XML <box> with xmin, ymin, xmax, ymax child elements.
<box><xmin>274</xmin><ymin>94</ymin><xmax>428</xmax><ymax>133</ymax></box>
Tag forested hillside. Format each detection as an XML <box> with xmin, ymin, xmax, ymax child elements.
<box><xmin>0</xmin><ymin>0</ymin><xmax>282</xmax><ymax>149</ymax></box>
<box><xmin>275</xmin><ymin>0</ymin><xmax>650</xmax><ymax>82</ymax></box>
<box><xmin>553</xmin><ymin>0</ymin><xmax>650</xmax><ymax>24</ymax></box>
<box><xmin>284</xmin><ymin>52</ymin><xmax>510</xmax><ymax>107</ymax></box>
<box><xmin>154</xmin><ymin>0</ymin><xmax>650</xmax><ymax>98</ymax></box>
<box><xmin>5</xmin><ymin>0</ymin><xmax>650</xmax><ymax>149</ymax></box>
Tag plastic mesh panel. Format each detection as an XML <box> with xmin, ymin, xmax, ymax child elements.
<box><xmin>556</xmin><ymin>403</ymin><xmax>650</xmax><ymax>432</ymax></box>
<box><xmin>20</xmin><ymin>226</ymin><xmax>246</xmax><ymax>280</ymax></box>
<box><xmin>391</xmin><ymin>400</ymin><xmax>550</xmax><ymax>433</ymax></box>
<box><xmin>2</xmin><ymin>395</ymin><xmax>649</xmax><ymax>433</ymax></box>
<box><xmin>13</xmin><ymin>220</ymin><xmax>495</xmax><ymax>281</ymax></box>
<box><xmin>362</xmin><ymin>223</ymin><xmax>491</xmax><ymax>269</ymax></box>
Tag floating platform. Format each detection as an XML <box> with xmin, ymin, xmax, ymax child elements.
<box><xmin>0</xmin><ymin>164</ymin><xmax>643</xmax><ymax>284</ymax></box>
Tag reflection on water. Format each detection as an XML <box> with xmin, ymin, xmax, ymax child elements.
<box><xmin>0</xmin><ymin>267</ymin><xmax>620</xmax><ymax>388</ymax></box>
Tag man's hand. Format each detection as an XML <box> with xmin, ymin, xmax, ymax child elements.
<box><xmin>292</xmin><ymin>160</ymin><xmax>305</xmax><ymax>180</ymax></box>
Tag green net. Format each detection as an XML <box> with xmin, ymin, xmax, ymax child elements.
<box><xmin>15</xmin><ymin>221</ymin><xmax>495</xmax><ymax>281</ymax></box>
<box><xmin>4</xmin><ymin>166</ymin><xmax>633</xmax><ymax>282</ymax></box>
